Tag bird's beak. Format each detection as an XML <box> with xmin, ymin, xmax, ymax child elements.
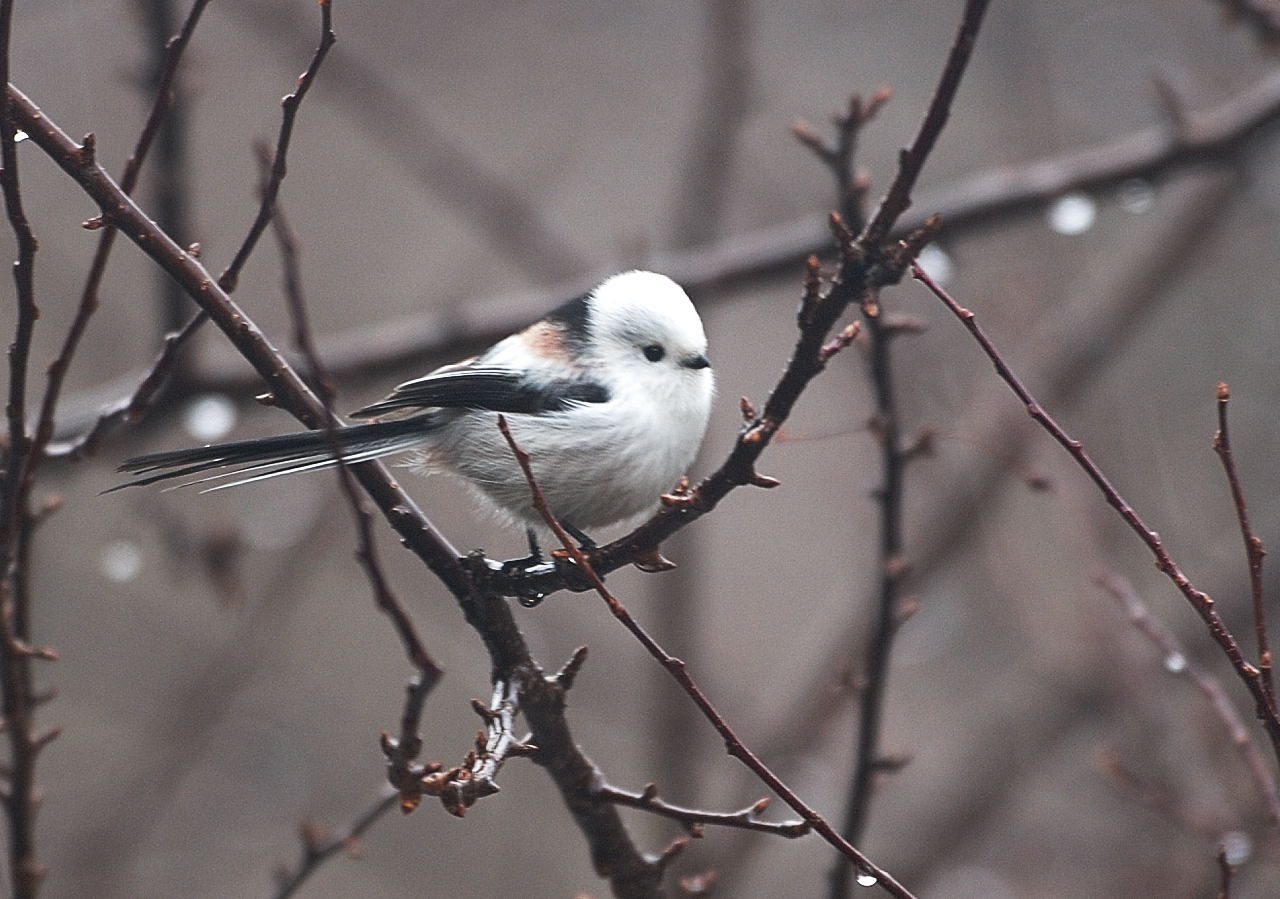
<box><xmin>680</xmin><ymin>353</ymin><xmax>711</xmax><ymax>370</ymax></box>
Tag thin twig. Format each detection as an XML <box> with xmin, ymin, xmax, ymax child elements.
<box><xmin>271</xmin><ymin>787</ymin><xmax>399</xmax><ymax>899</ymax></box>
<box><xmin>1217</xmin><ymin>842</ymin><xmax>1234</xmax><ymax>898</ymax></box>
<box><xmin>1213</xmin><ymin>382</ymin><xmax>1271</xmax><ymax>705</ymax></box>
<box><xmin>912</xmin><ymin>260</ymin><xmax>1280</xmax><ymax>769</ymax></box>
<box><xmin>1094</xmin><ymin>571</ymin><xmax>1280</xmax><ymax>823</ymax></box>
<box><xmin>597</xmin><ymin>783</ymin><xmax>808</xmax><ymax>838</ymax></box>
<box><xmin>860</xmin><ymin>0</ymin><xmax>991</xmax><ymax>251</ymax></box>
<box><xmin>220</xmin><ymin>0</ymin><xmax>587</xmax><ymax>281</ymax></box>
<box><xmin>43</xmin><ymin>311</ymin><xmax>208</xmax><ymax>460</ymax></box>
<box><xmin>799</xmin><ymin>85</ymin><xmax>915</xmax><ymax>899</ymax></box>
<box><xmin>218</xmin><ymin>0</ymin><xmax>336</xmax><ymax>294</ymax></box>
<box><xmin>497</xmin><ymin>416</ymin><xmax>917</xmax><ymax>899</ymax></box>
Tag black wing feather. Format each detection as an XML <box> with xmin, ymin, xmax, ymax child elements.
<box><xmin>350</xmin><ymin>367</ymin><xmax>608</xmax><ymax>419</ymax></box>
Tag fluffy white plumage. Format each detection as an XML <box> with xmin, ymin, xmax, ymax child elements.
<box><xmin>114</xmin><ymin>270</ymin><xmax>715</xmax><ymax>537</ymax></box>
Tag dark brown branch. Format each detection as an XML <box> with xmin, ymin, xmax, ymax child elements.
<box><xmin>497</xmin><ymin>417</ymin><xmax>916</xmax><ymax>899</ymax></box>
<box><xmin>6</xmin><ymin>84</ymin><xmax>474</xmax><ymax>585</ymax></box>
<box><xmin>596</xmin><ymin>783</ymin><xmax>808</xmax><ymax>839</ymax></box>
<box><xmin>271</xmin><ymin>787</ymin><xmax>398</xmax><ymax>899</ymax></box>
<box><xmin>1214</xmin><ymin>382</ymin><xmax>1272</xmax><ymax>705</ymax></box>
<box><xmin>1094</xmin><ymin>571</ymin><xmax>1280</xmax><ymax>823</ymax></box>
<box><xmin>821</xmin><ymin>6</ymin><xmax>992</xmax><ymax>895</ymax></box>
<box><xmin>912</xmin><ymin>260</ymin><xmax>1280</xmax><ymax>769</ymax></box>
<box><xmin>801</xmin><ymin>87</ymin><xmax>913</xmax><ymax>899</ymax></box>
<box><xmin>423</xmin><ymin>679</ymin><xmax>530</xmax><ymax>817</ymax></box>
<box><xmin>860</xmin><ymin>0</ymin><xmax>991</xmax><ymax>250</ymax></box>
<box><xmin>0</xmin><ymin>0</ymin><xmax>50</xmax><ymax>890</ymax></box>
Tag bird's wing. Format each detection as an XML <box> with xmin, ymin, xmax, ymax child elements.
<box><xmin>349</xmin><ymin>366</ymin><xmax>609</xmax><ymax>419</ymax></box>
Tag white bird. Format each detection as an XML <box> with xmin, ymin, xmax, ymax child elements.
<box><xmin>112</xmin><ymin>270</ymin><xmax>715</xmax><ymax>548</ymax></box>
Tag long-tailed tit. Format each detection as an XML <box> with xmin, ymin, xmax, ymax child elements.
<box><xmin>112</xmin><ymin>271</ymin><xmax>715</xmax><ymax>545</ymax></box>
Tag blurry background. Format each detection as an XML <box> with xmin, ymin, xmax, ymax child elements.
<box><xmin>6</xmin><ymin>0</ymin><xmax>1280</xmax><ymax>896</ymax></box>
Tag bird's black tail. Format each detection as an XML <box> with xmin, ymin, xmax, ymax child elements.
<box><xmin>108</xmin><ymin>414</ymin><xmax>434</xmax><ymax>493</ymax></box>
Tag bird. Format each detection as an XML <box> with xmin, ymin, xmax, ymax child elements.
<box><xmin>111</xmin><ymin>270</ymin><xmax>715</xmax><ymax>552</ymax></box>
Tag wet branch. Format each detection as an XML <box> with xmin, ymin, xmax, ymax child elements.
<box><xmin>596</xmin><ymin>783</ymin><xmax>808</xmax><ymax>838</ymax></box>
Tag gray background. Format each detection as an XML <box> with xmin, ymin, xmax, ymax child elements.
<box><xmin>6</xmin><ymin>1</ymin><xmax>1280</xmax><ymax>896</ymax></box>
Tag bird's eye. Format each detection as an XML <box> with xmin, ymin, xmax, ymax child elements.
<box><xmin>642</xmin><ymin>344</ymin><xmax>665</xmax><ymax>363</ymax></box>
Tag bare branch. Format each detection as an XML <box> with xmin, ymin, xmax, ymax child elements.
<box><xmin>913</xmin><ymin>260</ymin><xmax>1280</xmax><ymax>768</ymax></box>
<box><xmin>497</xmin><ymin>417</ymin><xmax>917</xmax><ymax>899</ymax></box>
<box><xmin>597</xmin><ymin>783</ymin><xmax>808</xmax><ymax>838</ymax></box>
<box><xmin>1214</xmin><ymin>382</ymin><xmax>1272</xmax><ymax>705</ymax></box>
<box><xmin>424</xmin><ymin>679</ymin><xmax>530</xmax><ymax>817</ymax></box>
<box><xmin>860</xmin><ymin>0</ymin><xmax>991</xmax><ymax>250</ymax></box>
<box><xmin>218</xmin><ymin>0</ymin><xmax>335</xmax><ymax>293</ymax></box>
<box><xmin>0</xmin><ymin>0</ymin><xmax>51</xmax><ymax>888</ymax></box>
<box><xmin>43</xmin><ymin>311</ymin><xmax>208</xmax><ymax>460</ymax></box>
<box><xmin>271</xmin><ymin>787</ymin><xmax>399</xmax><ymax>899</ymax></box>
<box><xmin>28</xmin><ymin>0</ymin><xmax>212</xmax><ymax>474</ymax></box>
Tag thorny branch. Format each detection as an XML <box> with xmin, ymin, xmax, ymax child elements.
<box><xmin>497</xmin><ymin>416</ymin><xmax>915</xmax><ymax>899</ymax></box>
<box><xmin>912</xmin><ymin>260</ymin><xmax>1280</xmax><ymax>770</ymax></box>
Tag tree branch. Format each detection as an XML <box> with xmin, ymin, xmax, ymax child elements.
<box><xmin>596</xmin><ymin>783</ymin><xmax>808</xmax><ymax>839</ymax></box>
<box><xmin>1213</xmin><ymin>381</ymin><xmax>1272</xmax><ymax>705</ymax></box>
<box><xmin>913</xmin><ymin>260</ymin><xmax>1280</xmax><ymax>769</ymax></box>
<box><xmin>498</xmin><ymin>416</ymin><xmax>917</xmax><ymax>899</ymax></box>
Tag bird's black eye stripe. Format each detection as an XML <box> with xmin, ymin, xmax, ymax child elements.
<box><xmin>642</xmin><ymin>344</ymin><xmax>665</xmax><ymax>362</ymax></box>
